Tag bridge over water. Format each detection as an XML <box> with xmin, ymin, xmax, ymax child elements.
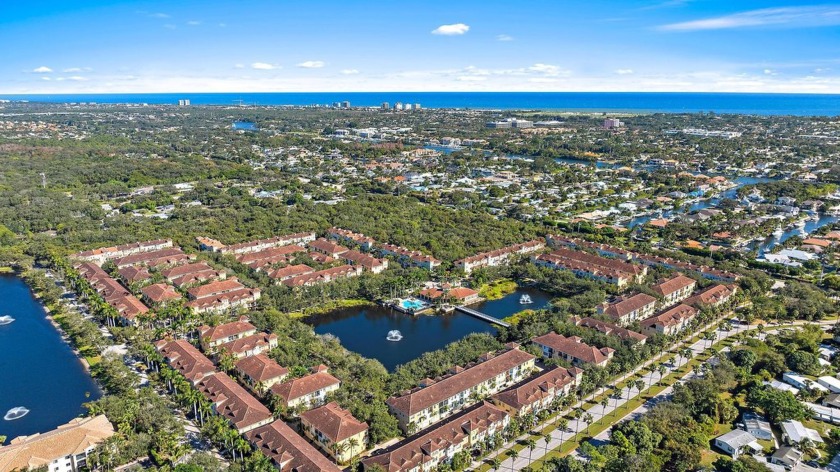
<box><xmin>455</xmin><ymin>306</ymin><xmax>511</xmax><ymax>328</ymax></box>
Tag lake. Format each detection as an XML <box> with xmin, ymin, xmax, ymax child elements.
<box><xmin>306</xmin><ymin>287</ymin><xmax>553</xmax><ymax>371</ymax></box>
<box><xmin>0</xmin><ymin>275</ymin><xmax>101</xmax><ymax>443</ymax></box>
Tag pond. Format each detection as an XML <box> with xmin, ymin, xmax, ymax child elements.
<box><xmin>0</xmin><ymin>274</ymin><xmax>101</xmax><ymax>443</ymax></box>
<box><xmin>306</xmin><ymin>287</ymin><xmax>554</xmax><ymax>371</ymax></box>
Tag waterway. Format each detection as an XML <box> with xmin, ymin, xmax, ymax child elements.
<box><xmin>306</xmin><ymin>287</ymin><xmax>553</xmax><ymax>371</ymax></box>
<box><xmin>0</xmin><ymin>275</ymin><xmax>101</xmax><ymax>443</ymax></box>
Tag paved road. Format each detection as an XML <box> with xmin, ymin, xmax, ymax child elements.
<box><xmin>483</xmin><ymin>319</ymin><xmax>834</xmax><ymax>471</ymax></box>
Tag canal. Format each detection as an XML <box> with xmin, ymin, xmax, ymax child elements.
<box><xmin>0</xmin><ymin>274</ymin><xmax>101</xmax><ymax>443</ymax></box>
<box><xmin>306</xmin><ymin>287</ymin><xmax>553</xmax><ymax>371</ymax></box>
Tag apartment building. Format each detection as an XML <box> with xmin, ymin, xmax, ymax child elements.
<box><xmin>270</xmin><ymin>365</ymin><xmax>341</xmax><ymax>411</ymax></box>
<box><xmin>640</xmin><ymin>304</ymin><xmax>698</xmax><ymax>336</ymax></box>
<box><xmin>532</xmin><ymin>332</ymin><xmax>615</xmax><ymax>367</ymax></box>
<box><xmin>571</xmin><ymin>316</ymin><xmax>647</xmax><ymax>345</ymax></box>
<box><xmin>683</xmin><ymin>284</ymin><xmax>737</xmax><ymax>309</ymax></box>
<box><xmin>299</xmin><ymin>402</ymin><xmax>369</xmax><ymax>464</ymax></box>
<box><xmin>378</xmin><ymin>243</ymin><xmax>441</xmax><ymax>271</ymax></box>
<box><xmin>651</xmin><ymin>274</ymin><xmax>696</xmax><ymax>307</ymax></box>
<box><xmin>597</xmin><ymin>293</ymin><xmax>657</xmax><ymax>325</ymax></box>
<box><xmin>328</xmin><ymin>227</ymin><xmax>376</xmax><ymax>251</ymax></box>
<box><xmin>71</xmin><ymin>239</ymin><xmax>173</xmax><ymax>265</ymax></box>
<box><xmin>491</xmin><ymin>366</ymin><xmax>582</xmax><ymax>416</ymax></box>
<box><xmin>198</xmin><ymin>316</ymin><xmax>258</xmax><ymax>350</ymax></box>
<box><xmin>454</xmin><ymin>240</ymin><xmax>545</xmax><ymax>274</ymax></box>
<box><xmin>234</xmin><ymin>354</ymin><xmax>289</xmax><ymax>394</ymax></box>
<box><xmin>386</xmin><ymin>345</ymin><xmax>535</xmax><ymax>433</ymax></box>
<box><xmin>156</xmin><ymin>339</ymin><xmax>217</xmax><ymax>384</ymax></box>
<box><xmin>195</xmin><ymin>372</ymin><xmax>274</xmax><ymax>433</ymax></box>
<box><xmin>247</xmin><ymin>419</ymin><xmax>342</xmax><ymax>472</ymax></box>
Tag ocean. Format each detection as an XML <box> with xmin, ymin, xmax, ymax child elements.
<box><xmin>1</xmin><ymin>92</ymin><xmax>839</xmax><ymax>116</ymax></box>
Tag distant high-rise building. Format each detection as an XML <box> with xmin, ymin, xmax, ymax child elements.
<box><xmin>394</xmin><ymin>102</ymin><xmax>404</xmax><ymax>110</ymax></box>
<box><xmin>381</xmin><ymin>102</ymin><xmax>390</xmax><ymax>110</ymax></box>
<box><xmin>178</xmin><ymin>99</ymin><xmax>190</xmax><ymax>106</ymax></box>
<box><xmin>342</xmin><ymin>101</ymin><xmax>351</xmax><ymax>108</ymax></box>
<box><xmin>414</xmin><ymin>103</ymin><xmax>421</xmax><ymax>110</ymax></box>
<box><xmin>603</xmin><ymin>118</ymin><xmax>623</xmax><ymax>129</ymax></box>
<box><xmin>403</xmin><ymin>103</ymin><xmax>412</xmax><ymax>110</ymax></box>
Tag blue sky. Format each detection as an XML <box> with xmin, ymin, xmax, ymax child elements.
<box><xmin>2</xmin><ymin>0</ymin><xmax>840</xmax><ymax>93</ymax></box>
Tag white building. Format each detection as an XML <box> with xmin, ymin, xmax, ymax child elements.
<box><xmin>818</xmin><ymin>376</ymin><xmax>840</xmax><ymax>393</ymax></box>
<box><xmin>713</xmin><ymin>429</ymin><xmax>762</xmax><ymax>458</ymax></box>
<box><xmin>781</xmin><ymin>420</ymin><xmax>824</xmax><ymax>446</ymax></box>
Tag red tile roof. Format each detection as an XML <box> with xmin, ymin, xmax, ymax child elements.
<box><xmin>601</xmin><ymin>293</ymin><xmax>657</xmax><ymax>320</ymax></box>
<box><xmin>235</xmin><ymin>354</ymin><xmax>289</xmax><ymax>383</ymax></box>
<box><xmin>199</xmin><ymin>317</ymin><xmax>257</xmax><ymax>343</ymax></box>
<box><xmin>187</xmin><ymin>278</ymin><xmax>244</xmax><ymax>299</ymax></box>
<box><xmin>247</xmin><ymin>419</ymin><xmax>341</xmax><ymax>472</ymax></box>
<box><xmin>141</xmin><ymin>283</ymin><xmax>182</xmax><ymax>303</ymax></box>
<box><xmin>651</xmin><ymin>274</ymin><xmax>696</xmax><ymax>297</ymax></box>
<box><xmin>156</xmin><ymin>339</ymin><xmax>216</xmax><ymax>383</ymax></box>
<box><xmin>195</xmin><ymin>373</ymin><xmax>273</xmax><ymax>433</ymax></box>
<box><xmin>532</xmin><ymin>332</ymin><xmax>615</xmax><ymax>365</ymax></box>
<box><xmin>299</xmin><ymin>402</ymin><xmax>368</xmax><ymax>443</ymax></box>
<box><xmin>270</xmin><ymin>371</ymin><xmax>341</xmax><ymax>405</ymax></box>
<box><xmin>491</xmin><ymin>366</ymin><xmax>582</xmax><ymax>411</ymax></box>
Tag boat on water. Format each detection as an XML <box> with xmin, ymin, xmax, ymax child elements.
<box><xmin>520</xmin><ymin>294</ymin><xmax>533</xmax><ymax>305</ymax></box>
<box><xmin>0</xmin><ymin>315</ymin><xmax>14</xmax><ymax>326</ymax></box>
<box><xmin>772</xmin><ymin>227</ymin><xmax>784</xmax><ymax>238</ymax></box>
<box><xmin>795</xmin><ymin>219</ymin><xmax>807</xmax><ymax>228</ymax></box>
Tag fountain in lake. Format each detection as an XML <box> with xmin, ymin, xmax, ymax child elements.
<box><xmin>386</xmin><ymin>330</ymin><xmax>403</xmax><ymax>342</ymax></box>
<box><xmin>0</xmin><ymin>315</ymin><xmax>14</xmax><ymax>326</ymax></box>
<box><xmin>4</xmin><ymin>407</ymin><xmax>29</xmax><ymax>421</ymax></box>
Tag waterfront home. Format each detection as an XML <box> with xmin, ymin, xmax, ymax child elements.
<box><xmin>532</xmin><ymin>332</ymin><xmax>615</xmax><ymax>367</ymax></box>
<box><xmin>683</xmin><ymin>284</ymin><xmax>737</xmax><ymax>309</ymax></box>
<box><xmin>246</xmin><ymin>419</ymin><xmax>342</xmax><ymax>472</ymax></box>
<box><xmin>328</xmin><ymin>227</ymin><xmax>376</xmax><ymax>251</ymax></box>
<box><xmin>218</xmin><ymin>332</ymin><xmax>279</xmax><ymax>359</ymax></box>
<box><xmin>387</xmin><ymin>345</ymin><xmax>535</xmax><ymax>433</ymax></box>
<box><xmin>713</xmin><ymin>430</ymin><xmax>762</xmax><ymax>458</ymax></box>
<box><xmin>299</xmin><ymin>402</ymin><xmax>369</xmax><ymax>464</ymax></box>
<box><xmin>417</xmin><ymin>285</ymin><xmax>479</xmax><ymax>305</ymax></box>
<box><xmin>140</xmin><ymin>283</ymin><xmax>182</xmax><ymax>306</ymax></box>
<box><xmin>363</xmin><ymin>402</ymin><xmax>509</xmax><ymax>472</ymax></box>
<box><xmin>268</xmin><ymin>264</ymin><xmax>315</xmax><ymax>282</ymax></box>
<box><xmin>199</xmin><ymin>316</ymin><xmax>258</xmax><ymax>350</ymax></box>
<box><xmin>71</xmin><ymin>238</ymin><xmax>173</xmax><ymax>265</ymax></box>
<box><xmin>597</xmin><ymin>293</ymin><xmax>657</xmax><ymax>326</ymax></box>
<box><xmin>112</xmin><ymin>247</ymin><xmax>193</xmax><ymax>269</ymax></box>
<box><xmin>543</xmin><ymin>247</ymin><xmax>646</xmax><ymax>284</ymax></box>
<box><xmin>640</xmin><ymin>304</ymin><xmax>698</xmax><ymax>336</ymax></box>
<box><xmin>270</xmin><ymin>365</ymin><xmax>341</xmax><ymax>411</ymax></box>
<box><xmin>281</xmin><ymin>265</ymin><xmax>362</xmax><ymax>287</ymax></box>
<box><xmin>454</xmin><ymin>240</ymin><xmax>545</xmax><ymax>274</ymax></box>
<box><xmin>378</xmin><ymin>243</ymin><xmax>441</xmax><ymax>270</ymax></box>
<box><xmin>651</xmin><ymin>274</ymin><xmax>696</xmax><ymax>308</ymax></box>
<box><xmin>212</xmin><ymin>232</ymin><xmax>317</xmax><ymax>255</ymax></box>
<box><xmin>0</xmin><ymin>415</ymin><xmax>115</xmax><ymax>472</ymax></box>
<box><xmin>490</xmin><ymin>366</ymin><xmax>582</xmax><ymax>416</ymax></box>
<box><xmin>195</xmin><ymin>372</ymin><xmax>274</xmax><ymax>434</ymax></box>
<box><xmin>571</xmin><ymin>316</ymin><xmax>647</xmax><ymax>345</ymax></box>
<box><xmin>235</xmin><ymin>245</ymin><xmax>306</xmax><ymax>271</ymax></box>
<box><xmin>156</xmin><ymin>339</ymin><xmax>216</xmax><ymax>384</ymax></box>
<box><xmin>308</xmin><ymin>238</ymin><xmax>350</xmax><ymax>258</ymax></box>
<box><xmin>161</xmin><ymin>261</ymin><xmax>226</xmax><ymax>288</ymax></box>
<box><xmin>235</xmin><ymin>354</ymin><xmax>289</xmax><ymax>394</ymax></box>
<box><xmin>781</xmin><ymin>420</ymin><xmax>824</xmax><ymax>446</ymax></box>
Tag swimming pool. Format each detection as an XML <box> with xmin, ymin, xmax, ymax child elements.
<box><xmin>399</xmin><ymin>298</ymin><xmax>428</xmax><ymax>311</ymax></box>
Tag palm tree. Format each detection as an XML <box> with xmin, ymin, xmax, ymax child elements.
<box><xmin>556</xmin><ymin>417</ymin><xmax>569</xmax><ymax>434</ymax></box>
<box><xmin>542</xmin><ymin>433</ymin><xmax>551</xmax><ymax>457</ymax></box>
<box><xmin>526</xmin><ymin>437</ymin><xmax>537</xmax><ymax>465</ymax></box>
<box><xmin>599</xmin><ymin>397</ymin><xmax>609</xmax><ymax>418</ymax></box>
<box><xmin>582</xmin><ymin>413</ymin><xmax>593</xmax><ymax>435</ymax></box>
<box><xmin>657</xmin><ymin>364</ymin><xmax>667</xmax><ymax>384</ymax></box>
<box><xmin>490</xmin><ymin>457</ymin><xmax>502</xmax><ymax>472</ymax></box>
<box><xmin>507</xmin><ymin>448</ymin><xmax>519</xmax><ymax>471</ymax></box>
<box><xmin>572</xmin><ymin>409</ymin><xmax>584</xmax><ymax>435</ymax></box>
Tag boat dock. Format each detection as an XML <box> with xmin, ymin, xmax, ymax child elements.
<box><xmin>455</xmin><ymin>306</ymin><xmax>510</xmax><ymax>328</ymax></box>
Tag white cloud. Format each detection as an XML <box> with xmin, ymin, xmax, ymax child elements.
<box><xmin>457</xmin><ymin>76</ymin><xmax>487</xmax><ymax>81</ymax></box>
<box><xmin>234</xmin><ymin>64</ymin><xmax>245</xmax><ymax>69</ymax></box>
<box><xmin>251</xmin><ymin>62</ymin><xmax>277</xmax><ymax>70</ymax></box>
<box><xmin>659</xmin><ymin>5</ymin><xmax>840</xmax><ymax>31</ymax></box>
<box><xmin>63</xmin><ymin>67</ymin><xmax>82</xmax><ymax>73</ymax></box>
<box><xmin>66</xmin><ymin>76</ymin><xmax>87</xmax><ymax>81</ymax></box>
<box><xmin>150</xmin><ymin>12</ymin><xmax>170</xmax><ymax>18</ymax></box>
<box><xmin>187</xmin><ymin>20</ymin><xmax>201</xmax><ymax>26</ymax></box>
<box><xmin>32</xmin><ymin>66</ymin><xmax>53</xmax><ymax>73</ymax></box>
<box><xmin>297</xmin><ymin>61</ymin><xmax>325</xmax><ymax>69</ymax></box>
<box><xmin>528</xmin><ymin>63</ymin><xmax>566</xmax><ymax>76</ymax></box>
<box><xmin>41</xmin><ymin>76</ymin><xmax>51</xmax><ymax>81</ymax></box>
<box><xmin>496</xmin><ymin>34</ymin><xmax>514</xmax><ymax>41</ymax></box>
<box><xmin>431</xmin><ymin>23</ymin><xmax>470</xmax><ymax>35</ymax></box>
<box><xmin>615</xmin><ymin>69</ymin><xmax>634</xmax><ymax>75</ymax></box>
<box><xmin>764</xmin><ymin>69</ymin><xmax>777</xmax><ymax>75</ymax></box>
<box><xmin>340</xmin><ymin>69</ymin><xmax>360</xmax><ymax>75</ymax></box>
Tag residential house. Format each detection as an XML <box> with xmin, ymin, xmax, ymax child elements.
<box><xmin>0</xmin><ymin>415</ymin><xmax>115</xmax><ymax>472</ymax></box>
<box><xmin>155</xmin><ymin>339</ymin><xmax>216</xmax><ymax>384</ymax></box>
<box><xmin>186</xmin><ymin>278</ymin><xmax>261</xmax><ymax>314</ymax></box>
<box><xmin>140</xmin><ymin>283</ymin><xmax>182</xmax><ymax>306</ymax></box>
<box><xmin>195</xmin><ymin>372</ymin><xmax>274</xmax><ymax>434</ymax></box>
<box><xmin>247</xmin><ymin>419</ymin><xmax>341</xmax><ymax>472</ymax></box>
<box><xmin>362</xmin><ymin>402</ymin><xmax>509</xmax><ymax>472</ymax></box>
<box><xmin>386</xmin><ymin>346</ymin><xmax>535</xmax><ymax>433</ymax></box>
<box><xmin>532</xmin><ymin>332</ymin><xmax>615</xmax><ymax>367</ymax></box>
<box><xmin>781</xmin><ymin>420</ymin><xmax>824</xmax><ymax>446</ymax></box>
<box><xmin>490</xmin><ymin>366</ymin><xmax>582</xmax><ymax>416</ymax></box>
<box><xmin>235</xmin><ymin>354</ymin><xmax>289</xmax><ymax>395</ymax></box>
<box><xmin>199</xmin><ymin>316</ymin><xmax>258</xmax><ymax>351</ymax></box>
<box><xmin>268</xmin><ymin>264</ymin><xmax>315</xmax><ymax>283</ymax></box>
<box><xmin>771</xmin><ymin>446</ymin><xmax>804</xmax><ymax>470</ymax></box>
<box><xmin>308</xmin><ymin>238</ymin><xmax>350</xmax><ymax>258</ymax></box>
<box><xmin>218</xmin><ymin>332</ymin><xmax>279</xmax><ymax>360</ymax></box>
<box><xmin>112</xmin><ymin>247</ymin><xmax>193</xmax><ymax>269</ymax></box>
<box><xmin>342</xmin><ymin>249</ymin><xmax>389</xmax><ymax>274</ymax></box>
<box><xmin>328</xmin><ymin>227</ymin><xmax>376</xmax><ymax>251</ymax></box>
<box><xmin>299</xmin><ymin>402</ymin><xmax>369</xmax><ymax>464</ymax></box>
<box><xmin>270</xmin><ymin>365</ymin><xmax>341</xmax><ymax>411</ymax></box>
<box><xmin>640</xmin><ymin>304</ymin><xmax>698</xmax><ymax>336</ymax></box>
<box><xmin>651</xmin><ymin>274</ymin><xmax>696</xmax><ymax>308</ymax></box>
<box><xmin>161</xmin><ymin>261</ymin><xmax>226</xmax><ymax>288</ymax></box>
<box><xmin>713</xmin><ymin>429</ymin><xmax>762</xmax><ymax>458</ymax></box>
<box><xmin>683</xmin><ymin>284</ymin><xmax>737</xmax><ymax>309</ymax></box>
<box><xmin>378</xmin><ymin>243</ymin><xmax>441</xmax><ymax>270</ymax></box>
<box><xmin>571</xmin><ymin>316</ymin><xmax>647</xmax><ymax>345</ymax></box>
<box><xmin>597</xmin><ymin>293</ymin><xmax>657</xmax><ymax>326</ymax></box>
<box><xmin>741</xmin><ymin>412</ymin><xmax>773</xmax><ymax>441</ymax></box>
<box><xmin>281</xmin><ymin>265</ymin><xmax>362</xmax><ymax>287</ymax></box>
